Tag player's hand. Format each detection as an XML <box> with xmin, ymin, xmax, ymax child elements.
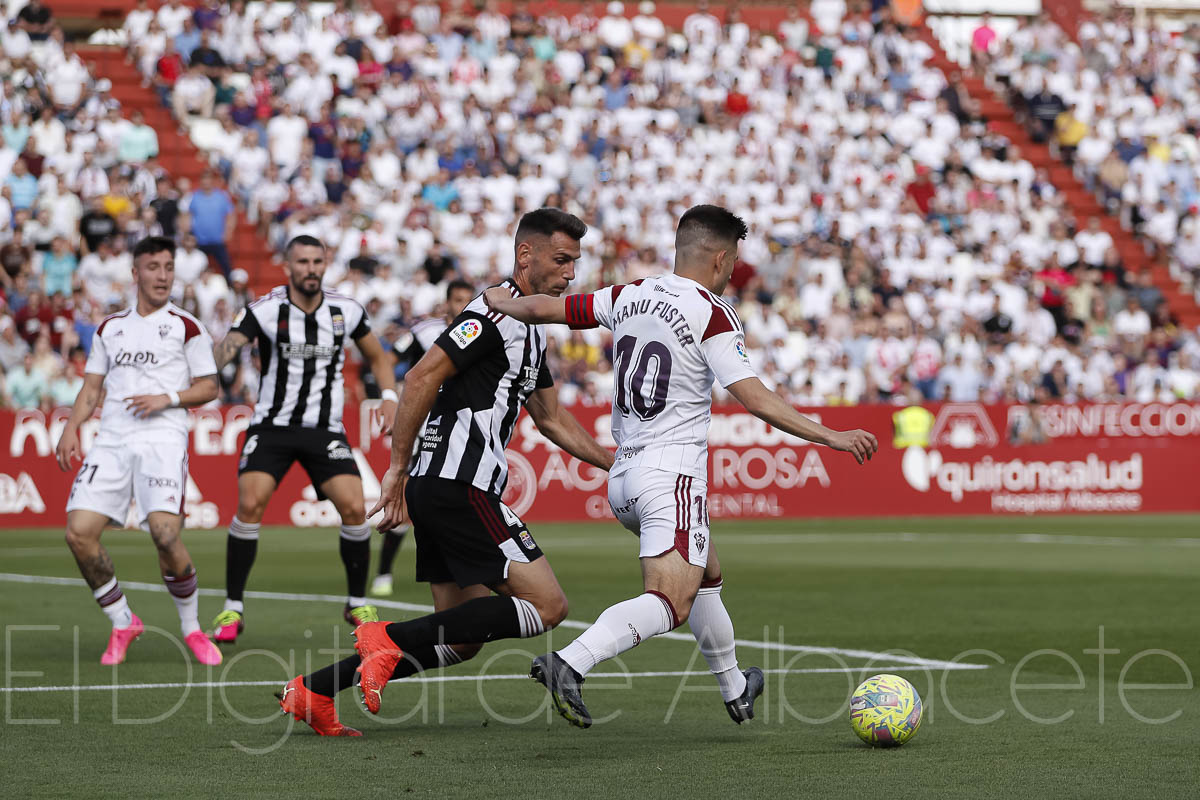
<box><xmin>370</xmin><ymin>465</ymin><xmax>409</xmax><ymax>532</ymax></box>
<box><xmin>482</xmin><ymin>287</ymin><xmax>512</xmax><ymax>314</ymax></box>
<box><xmin>828</xmin><ymin>429</ymin><xmax>878</xmax><ymax>465</ymax></box>
<box><xmin>125</xmin><ymin>393</ymin><xmax>171</xmax><ymax>418</ymax></box>
<box><xmin>55</xmin><ymin>426</ymin><xmax>82</xmax><ymax>472</ymax></box>
<box><xmin>374</xmin><ymin>399</ymin><xmax>398</xmax><ymax>436</ymax></box>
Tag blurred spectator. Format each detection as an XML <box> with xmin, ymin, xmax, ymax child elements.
<box><xmin>5</xmin><ymin>352</ymin><xmax>47</xmax><ymax>409</ymax></box>
<box><xmin>186</xmin><ymin>173</ymin><xmax>236</xmax><ymax>278</ymax></box>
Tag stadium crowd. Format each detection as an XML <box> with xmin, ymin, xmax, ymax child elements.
<box><xmin>0</xmin><ymin>0</ymin><xmax>1198</xmax><ymax>414</ymax></box>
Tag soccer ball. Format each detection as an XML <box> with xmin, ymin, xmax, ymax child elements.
<box><xmin>849</xmin><ymin>674</ymin><xmax>923</xmax><ymax>747</ymax></box>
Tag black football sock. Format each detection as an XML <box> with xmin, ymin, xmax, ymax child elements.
<box><xmin>340</xmin><ymin>524</ymin><xmax>371</xmax><ymax>601</ymax></box>
<box><xmin>225</xmin><ymin>518</ymin><xmax>260</xmax><ymax>605</ymax></box>
<box><xmin>376</xmin><ymin>529</ymin><xmax>407</xmax><ymax>577</ymax></box>
<box><xmin>384</xmin><ymin>595</ymin><xmax>544</xmax><ymax>649</ymax></box>
<box><xmin>304</xmin><ymin>644</ymin><xmax>449</xmax><ymax>698</ymax></box>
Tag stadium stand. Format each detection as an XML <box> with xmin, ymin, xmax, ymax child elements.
<box><xmin>0</xmin><ymin>0</ymin><xmax>1197</xmax><ymax>413</ymax></box>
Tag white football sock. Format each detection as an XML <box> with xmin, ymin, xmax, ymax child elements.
<box><xmin>223</xmin><ymin>599</ymin><xmax>244</xmax><ymax>613</ymax></box>
<box><xmin>94</xmin><ymin>578</ymin><xmax>134</xmax><ymax>629</ymax></box>
<box><xmin>558</xmin><ymin>593</ymin><xmax>675</xmax><ymax>676</ymax></box>
<box><xmin>689</xmin><ymin>582</ymin><xmax>746</xmax><ymax>702</ymax></box>
<box><xmin>164</xmin><ymin>572</ymin><xmax>201</xmax><ymax>636</ymax></box>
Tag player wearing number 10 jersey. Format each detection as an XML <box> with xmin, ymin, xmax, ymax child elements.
<box><xmin>484</xmin><ymin>205</ymin><xmax>879</xmax><ymax>728</ymax></box>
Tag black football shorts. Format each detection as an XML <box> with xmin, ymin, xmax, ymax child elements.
<box><xmin>238</xmin><ymin>425</ymin><xmax>361</xmax><ymax>497</ymax></box>
<box><xmin>406</xmin><ymin>475</ymin><xmax>543</xmax><ymax>588</ymax></box>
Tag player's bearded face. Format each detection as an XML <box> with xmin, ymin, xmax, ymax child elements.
<box><xmin>287</xmin><ymin>245</ymin><xmax>327</xmax><ymax>297</ymax></box>
<box><xmin>134</xmin><ymin>252</ymin><xmax>174</xmax><ymax>306</ymax></box>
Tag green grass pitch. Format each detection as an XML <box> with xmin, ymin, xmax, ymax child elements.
<box><xmin>3</xmin><ymin>515</ymin><xmax>1199</xmax><ymax>798</ymax></box>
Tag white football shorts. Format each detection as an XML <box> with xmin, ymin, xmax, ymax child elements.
<box><xmin>608</xmin><ymin>467</ymin><xmax>710</xmax><ymax>568</ymax></box>
<box><xmin>66</xmin><ymin>439</ymin><xmax>188</xmax><ymax>528</ymax></box>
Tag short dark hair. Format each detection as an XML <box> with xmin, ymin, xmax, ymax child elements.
<box><xmin>285</xmin><ymin>234</ymin><xmax>325</xmax><ymax>255</ymax></box>
<box><xmin>446</xmin><ymin>278</ymin><xmax>474</xmax><ymax>299</ymax></box>
<box><xmin>132</xmin><ymin>235</ymin><xmax>175</xmax><ymax>260</ymax></box>
<box><xmin>514</xmin><ymin>208</ymin><xmax>587</xmax><ymax>244</ymax></box>
<box><xmin>676</xmin><ymin>205</ymin><xmax>748</xmax><ymax>251</ymax></box>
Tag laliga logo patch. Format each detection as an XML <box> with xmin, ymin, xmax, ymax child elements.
<box><xmin>735</xmin><ymin>338</ymin><xmax>749</xmax><ymax>363</ymax></box>
<box><xmin>450</xmin><ymin>319</ymin><xmax>483</xmax><ymax>349</ymax></box>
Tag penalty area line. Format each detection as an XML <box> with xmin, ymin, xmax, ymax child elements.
<box><xmin>0</xmin><ymin>572</ymin><xmax>985</xmax><ymax>672</ymax></box>
<box><xmin>0</xmin><ymin>665</ymin><xmax>983</xmax><ymax>694</ymax></box>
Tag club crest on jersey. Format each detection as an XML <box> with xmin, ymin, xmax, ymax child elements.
<box><xmin>159</xmin><ymin>324</ymin><xmax>172</xmax><ymax>339</ymax></box>
<box><xmin>449</xmin><ymin>319</ymin><xmax>482</xmax><ymax>349</ymax></box>
<box><xmin>519</xmin><ymin>531</ymin><xmax>537</xmax><ymax>550</ymax></box>
<box><xmin>332</xmin><ymin>313</ymin><xmax>345</xmax><ymax>336</ymax></box>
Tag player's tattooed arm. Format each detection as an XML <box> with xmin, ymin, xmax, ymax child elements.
<box><xmin>526</xmin><ymin>386</ymin><xmax>615</xmax><ymax>471</ymax></box>
<box><xmin>727</xmin><ymin>377</ymin><xmax>879</xmax><ymax>464</ymax></box>
<box><xmin>212</xmin><ymin>330</ymin><xmax>250</xmax><ymax>370</ymax></box>
<box><xmin>482</xmin><ymin>289</ymin><xmax>568</xmax><ymax>324</ymax></box>
<box><xmin>55</xmin><ymin>372</ymin><xmax>105</xmax><ymax>471</ymax></box>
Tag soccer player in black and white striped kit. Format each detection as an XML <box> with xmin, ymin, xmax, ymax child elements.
<box><xmin>278</xmin><ymin>209</ymin><xmax>613</xmax><ymax>736</ymax></box>
<box><xmin>369</xmin><ymin>279</ymin><xmax>476</xmax><ymax>598</ymax></box>
<box><xmin>208</xmin><ymin>235</ymin><xmax>400</xmax><ymax>643</ymax></box>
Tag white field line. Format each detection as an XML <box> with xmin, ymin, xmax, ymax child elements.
<box><xmin>0</xmin><ymin>572</ymin><xmax>985</xmax><ymax>671</ymax></box>
<box><xmin>0</xmin><ymin>664</ymin><xmax>977</xmax><ymax>695</ymax></box>
<box><xmin>726</xmin><ymin>532</ymin><xmax>1200</xmax><ymax>548</ymax></box>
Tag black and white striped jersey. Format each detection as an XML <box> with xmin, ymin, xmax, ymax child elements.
<box><xmin>232</xmin><ymin>285</ymin><xmax>371</xmax><ymax>433</ymax></box>
<box><xmin>413</xmin><ymin>279</ymin><xmax>553</xmax><ymax>497</ymax></box>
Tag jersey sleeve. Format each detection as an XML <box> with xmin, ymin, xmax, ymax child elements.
<box><xmin>84</xmin><ymin>329</ymin><xmax>108</xmax><ymax>376</ymax></box>
<box><xmin>563</xmin><ymin>284</ymin><xmax>624</xmax><ymax>330</ymax></box>
<box><xmin>699</xmin><ymin>301</ymin><xmax>756</xmax><ymax>388</ymax></box>
<box><xmin>434</xmin><ymin>310</ymin><xmax>504</xmax><ymax>371</ymax></box>
<box><xmin>231</xmin><ymin>304</ymin><xmax>263</xmax><ymax>341</ymax></box>
<box><xmin>349</xmin><ymin>302</ymin><xmax>370</xmax><ymax>340</ymax></box>
<box><xmin>185</xmin><ymin>324</ymin><xmax>217</xmax><ymax>377</ymax></box>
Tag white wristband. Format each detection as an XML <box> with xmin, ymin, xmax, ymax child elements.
<box><xmin>167</xmin><ymin>391</ymin><xmax>181</xmax><ymax>407</ymax></box>
<box><xmin>381</xmin><ymin>389</ymin><xmax>399</xmax><ymax>403</ymax></box>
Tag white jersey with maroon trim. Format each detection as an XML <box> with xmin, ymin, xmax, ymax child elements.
<box><xmin>565</xmin><ymin>273</ymin><xmax>756</xmax><ymax>479</ymax></box>
<box><xmin>85</xmin><ymin>302</ymin><xmax>217</xmax><ymax>447</ymax></box>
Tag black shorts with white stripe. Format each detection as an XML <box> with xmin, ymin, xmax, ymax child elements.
<box><xmin>405</xmin><ymin>475</ymin><xmax>543</xmax><ymax>588</ymax></box>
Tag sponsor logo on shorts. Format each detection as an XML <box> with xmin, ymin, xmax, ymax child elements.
<box><xmin>519</xmin><ymin>530</ymin><xmax>537</xmax><ymax>550</ymax></box>
<box><xmin>165</xmin><ymin>495</ymin><xmax>176</xmax><ymax>505</ymax></box>
<box><xmin>147</xmin><ymin>477</ymin><xmax>179</xmax><ymax>488</ymax></box>
<box><xmin>449</xmin><ymin>319</ymin><xmax>482</xmax><ymax>349</ymax></box>
<box><xmin>332</xmin><ymin>314</ymin><xmax>345</xmax><ymax>336</ymax></box>
<box><xmin>159</xmin><ymin>324</ymin><xmax>172</xmax><ymax>339</ymax></box>
<box><xmin>242</xmin><ymin>434</ymin><xmax>259</xmax><ymax>456</ymax></box>
<box><xmin>628</xmin><ymin>623</ymin><xmax>641</xmax><ymax>646</ymax></box>
<box><xmin>326</xmin><ymin>440</ymin><xmax>353</xmax><ymax>460</ymax></box>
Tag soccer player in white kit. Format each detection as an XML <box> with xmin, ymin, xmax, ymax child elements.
<box><xmin>484</xmin><ymin>206</ymin><xmax>878</xmax><ymax>727</ymax></box>
<box><xmin>55</xmin><ymin>236</ymin><xmax>223</xmax><ymax>666</ymax></box>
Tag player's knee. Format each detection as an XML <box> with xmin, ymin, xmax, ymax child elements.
<box><xmin>64</xmin><ymin>525</ymin><xmax>92</xmax><ymax>553</ymax></box>
<box><xmin>236</xmin><ymin>499</ymin><xmax>267</xmax><ymax>524</ymax></box>
<box><xmin>150</xmin><ymin>523</ymin><xmax>180</xmax><ymax>552</ymax></box>
<box><xmin>338</xmin><ymin>505</ymin><xmax>367</xmax><ymax>526</ymax></box>
<box><xmin>537</xmin><ymin>591</ymin><xmax>569</xmax><ymax>630</ymax></box>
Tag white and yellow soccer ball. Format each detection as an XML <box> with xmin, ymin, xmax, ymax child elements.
<box><xmin>849</xmin><ymin>674</ymin><xmax>923</xmax><ymax>747</ymax></box>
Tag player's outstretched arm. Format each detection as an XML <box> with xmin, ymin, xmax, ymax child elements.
<box><xmin>526</xmin><ymin>386</ymin><xmax>615</xmax><ymax>471</ymax></box>
<box><xmin>369</xmin><ymin>344</ymin><xmax>459</xmax><ymax>531</ymax></box>
<box><xmin>354</xmin><ymin>332</ymin><xmax>400</xmax><ymax>435</ymax></box>
<box><xmin>212</xmin><ymin>330</ymin><xmax>249</xmax><ymax>370</ymax></box>
<box><xmin>482</xmin><ymin>288</ymin><xmax>568</xmax><ymax>324</ymax></box>
<box><xmin>55</xmin><ymin>372</ymin><xmax>105</xmax><ymax>471</ymax></box>
<box><xmin>726</xmin><ymin>377</ymin><xmax>878</xmax><ymax>464</ymax></box>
